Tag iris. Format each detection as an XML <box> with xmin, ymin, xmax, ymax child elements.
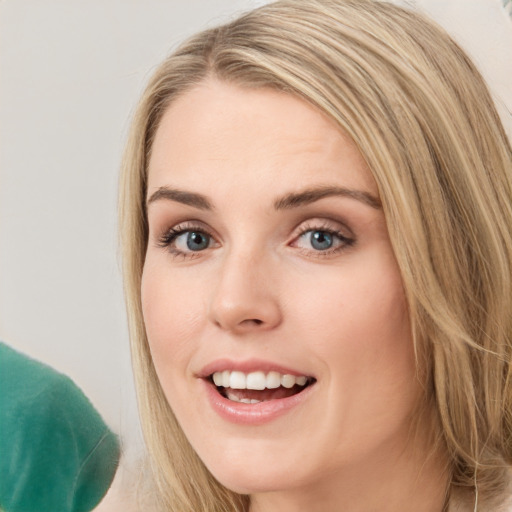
<box><xmin>187</xmin><ymin>232</ymin><xmax>210</xmax><ymax>251</ymax></box>
<box><xmin>310</xmin><ymin>231</ymin><xmax>333</xmax><ymax>250</ymax></box>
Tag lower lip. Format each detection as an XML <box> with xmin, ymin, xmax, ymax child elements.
<box><xmin>201</xmin><ymin>379</ymin><xmax>315</xmax><ymax>425</ymax></box>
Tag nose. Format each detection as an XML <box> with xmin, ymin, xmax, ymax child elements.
<box><xmin>208</xmin><ymin>249</ymin><xmax>282</xmax><ymax>334</ymax></box>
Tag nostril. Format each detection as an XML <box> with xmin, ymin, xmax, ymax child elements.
<box><xmin>240</xmin><ymin>318</ymin><xmax>263</xmax><ymax>326</ymax></box>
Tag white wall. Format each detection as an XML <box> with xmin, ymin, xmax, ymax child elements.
<box><xmin>0</xmin><ymin>0</ymin><xmax>267</xmax><ymax>454</ymax></box>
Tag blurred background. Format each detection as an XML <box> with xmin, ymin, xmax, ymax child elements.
<box><xmin>1</xmin><ymin>0</ymin><xmax>510</xmax><ymax>462</ymax></box>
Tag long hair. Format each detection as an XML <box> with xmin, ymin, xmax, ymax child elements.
<box><xmin>119</xmin><ymin>1</ymin><xmax>512</xmax><ymax>510</ymax></box>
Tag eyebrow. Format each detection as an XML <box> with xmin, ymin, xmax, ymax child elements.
<box><xmin>146</xmin><ymin>185</ymin><xmax>381</xmax><ymax>211</ymax></box>
<box><xmin>147</xmin><ymin>187</ymin><xmax>213</xmax><ymax>210</ymax></box>
<box><xmin>274</xmin><ymin>186</ymin><xmax>382</xmax><ymax>210</ymax></box>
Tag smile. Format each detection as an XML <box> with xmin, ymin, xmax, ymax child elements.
<box><xmin>210</xmin><ymin>370</ymin><xmax>315</xmax><ymax>404</ymax></box>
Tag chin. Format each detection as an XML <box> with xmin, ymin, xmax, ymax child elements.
<box><xmin>199</xmin><ymin>447</ymin><xmax>313</xmax><ymax>495</ymax></box>
<box><xmin>211</xmin><ymin>467</ymin><xmax>296</xmax><ymax>495</ymax></box>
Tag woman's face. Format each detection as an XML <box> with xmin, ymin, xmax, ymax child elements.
<box><xmin>142</xmin><ymin>80</ymin><xmax>423</xmax><ymax>496</ymax></box>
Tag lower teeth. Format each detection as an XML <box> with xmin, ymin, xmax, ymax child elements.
<box><xmin>219</xmin><ymin>382</ymin><xmax>313</xmax><ymax>403</ymax></box>
<box><xmin>226</xmin><ymin>393</ymin><xmax>262</xmax><ymax>404</ymax></box>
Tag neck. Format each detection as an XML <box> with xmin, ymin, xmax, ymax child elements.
<box><xmin>249</xmin><ymin>419</ymin><xmax>450</xmax><ymax>512</ymax></box>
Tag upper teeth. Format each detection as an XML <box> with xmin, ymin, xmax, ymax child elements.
<box><xmin>212</xmin><ymin>370</ymin><xmax>308</xmax><ymax>390</ymax></box>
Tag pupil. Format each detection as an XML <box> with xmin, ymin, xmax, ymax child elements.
<box><xmin>311</xmin><ymin>231</ymin><xmax>332</xmax><ymax>250</ymax></box>
<box><xmin>187</xmin><ymin>232</ymin><xmax>208</xmax><ymax>251</ymax></box>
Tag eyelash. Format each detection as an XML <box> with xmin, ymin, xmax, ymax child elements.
<box><xmin>157</xmin><ymin>222</ymin><xmax>216</xmax><ymax>259</ymax></box>
<box><xmin>293</xmin><ymin>221</ymin><xmax>355</xmax><ymax>257</ymax></box>
<box><xmin>157</xmin><ymin>221</ymin><xmax>355</xmax><ymax>259</ymax></box>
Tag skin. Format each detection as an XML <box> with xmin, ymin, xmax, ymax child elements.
<box><xmin>142</xmin><ymin>79</ymin><xmax>448</xmax><ymax>512</ymax></box>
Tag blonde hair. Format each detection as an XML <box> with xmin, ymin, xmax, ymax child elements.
<box><xmin>119</xmin><ymin>1</ymin><xmax>512</xmax><ymax>510</ymax></box>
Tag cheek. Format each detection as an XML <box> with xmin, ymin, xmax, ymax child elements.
<box><xmin>288</xmin><ymin>250</ymin><xmax>410</xmax><ymax>343</ymax></box>
<box><xmin>287</xmin><ymin>249</ymin><xmax>415</xmax><ymax>394</ymax></box>
<box><xmin>141</xmin><ymin>260</ymin><xmax>205</xmax><ymax>375</ymax></box>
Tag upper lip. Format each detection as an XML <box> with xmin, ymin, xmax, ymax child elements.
<box><xmin>197</xmin><ymin>358</ymin><xmax>314</xmax><ymax>379</ymax></box>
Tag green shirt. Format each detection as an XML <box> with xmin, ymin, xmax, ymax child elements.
<box><xmin>0</xmin><ymin>342</ymin><xmax>120</xmax><ymax>512</ymax></box>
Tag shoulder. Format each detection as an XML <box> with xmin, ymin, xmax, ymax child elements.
<box><xmin>0</xmin><ymin>341</ymin><xmax>120</xmax><ymax>512</ymax></box>
<box><xmin>0</xmin><ymin>341</ymin><xmax>111</xmax><ymax>445</ymax></box>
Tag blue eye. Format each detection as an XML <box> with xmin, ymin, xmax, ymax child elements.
<box><xmin>177</xmin><ymin>231</ymin><xmax>211</xmax><ymax>252</ymax></box>
<box><xmin>294</xmin><ymin>227</ymin><xmax>353</xmax><ymax>254</ymax></box>
<box><xmin>187</xmin><ymin>231</ymin><xmax>210</xmax><ymax>251</ymax></box>
<box><xmin>310</xmin><ymin>230</ymin><xmax>333</xmax><ymax>250</ymax></box>
<box><xmin>159</xmin><ymin>226</ymin><xmax>214</xmax><ymax>256</ymax></box>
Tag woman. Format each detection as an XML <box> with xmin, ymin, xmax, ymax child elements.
<box><xmin>119</xmin><ymin>1</ymin><xmax>512</xmax><ymax>510</ymax></box>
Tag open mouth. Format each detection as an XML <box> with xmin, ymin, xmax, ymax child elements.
<box><xmin>209</xmin><ymin>370</ymin><xmax>316</xmax><ymax>404</ymax></box>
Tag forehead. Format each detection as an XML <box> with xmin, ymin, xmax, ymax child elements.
<box><xmin>147</xmin><ymin>79</ymin><xmax>377</xmax><ymax>200</ymax></box>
